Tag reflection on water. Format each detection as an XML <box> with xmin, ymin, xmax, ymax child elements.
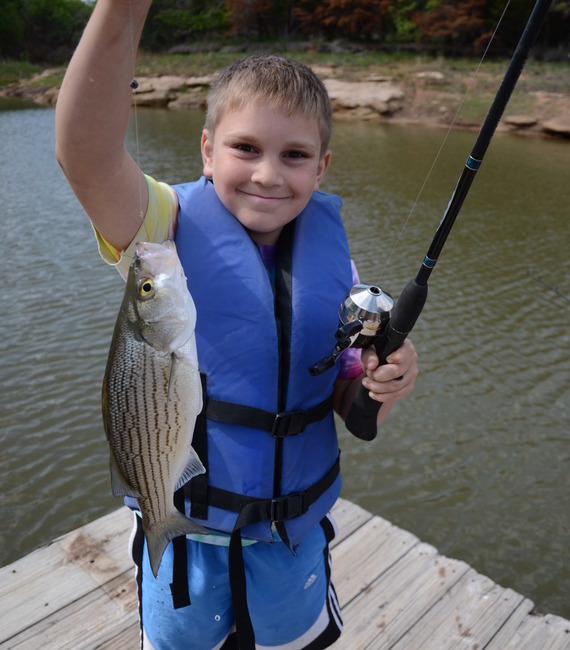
<box><xmin>1</xmin><ymin>102</ymin><xmax>568</xmax><ymax>618</ymax></box>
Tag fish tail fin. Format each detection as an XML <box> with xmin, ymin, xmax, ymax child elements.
<box><xmin>144</xmin><ymin>511</ymin><xmax>208</xmax><ymax>578</ymax></box>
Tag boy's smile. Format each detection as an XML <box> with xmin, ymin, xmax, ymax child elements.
<box><xmin>201</xmin><ymin>103</ymin><xmax>331</xmax><ymax>245</ymax></box>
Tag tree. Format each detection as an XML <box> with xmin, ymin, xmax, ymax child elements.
<box><xmin>294</xmin><ymin>0</ymin><xmax>392</xmax><ymax>40</ymax></box>
<box><xmin>413</xmin><ymin>0</ymin><xmax>493</xmax><ymax>54</ymax></box>
<box><xmin>386</xmin><ymin>0</ymin><xmax>423</xmax><ymax>42</ymax></box>
<box><xmin>141</xmin><ymin>0</ymin><xmax>229</xmax><ymax>49</ymax></box>
<box><xmin>0</xmin><ymin>0</ymin><xmax>93</xmax><ymax>63</ymax></box>
<box><xmin>486</xmin><ymin>0</ymin><xmax>570</xmax><ymax>52</ymax></box>
<box><xmin>0</xmin><ymin>1</ymin><xmax>25</xmax><ymax>59</ymax></box>
<box><xmin>225</xmin><ymin>0</ymin><xmax>296</xmax><ymax>38</ymax></box>
<box><xmin>1</xmin><ymin>0</ymin><xmax>566</xmax><ymax>63</ymax></box>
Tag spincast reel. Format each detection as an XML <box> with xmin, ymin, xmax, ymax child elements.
<box><xmin>308</xmin><ymin>283</ymin><xmax>393</xmax><ymax>376</ymax></box>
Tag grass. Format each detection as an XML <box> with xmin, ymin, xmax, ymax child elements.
<box><xmin>28</xmin><ymin>70</ymin><xmax>66</xmax><ymax>88</ymax></box>
<box><xmin>0</xmin><ymin>60</ymin><xmax>43</xmax><ymax>87</ymax></box>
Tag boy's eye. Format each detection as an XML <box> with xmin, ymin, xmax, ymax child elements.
<box><xmin>234</xmin><ymin>143</ymin><xmax>257</xmax><ymax>153</ymax></box>
<box><xmin>285</xmin><ymin>150</ymin><xmax>308</xmax><ymax>160</ymax></box>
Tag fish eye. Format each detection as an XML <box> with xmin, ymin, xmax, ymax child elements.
<box><xmin>137</xmin><ymin>278</ymin><xmax>155</xmax><ymax>298</ymax></box>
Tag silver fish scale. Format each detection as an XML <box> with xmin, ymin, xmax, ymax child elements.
<box><xmin>104</xmin><ymin>325</ymin><xmax>194</xmax><ymax>528</ymax></box>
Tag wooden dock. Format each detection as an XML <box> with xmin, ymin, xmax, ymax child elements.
<box><xmin>1</xmin><ymin>498</ymin><xmax>569</xmax><ymax>649</ymax></box>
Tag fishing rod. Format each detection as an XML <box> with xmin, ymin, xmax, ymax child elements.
<box><xmin>310</xmin><ymin>0</ymin><xmax>554</xmax><ymax>440</ymax></box>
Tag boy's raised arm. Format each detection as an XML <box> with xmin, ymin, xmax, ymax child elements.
<box><xmin>55</xmin><ymin>0</ymin><xmax>153</xmax><ymax>252</ymax></box>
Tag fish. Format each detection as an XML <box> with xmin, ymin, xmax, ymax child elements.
<box><xmin>102</xmin><ymin>239</ymin><xmax>207</xmax><ymax>578</ymax></box>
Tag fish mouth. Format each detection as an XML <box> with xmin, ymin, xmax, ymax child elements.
<box><xmin>134</xmin><ymin>241</ymin><xmax>178</xmax><ymax>276</ymax></box>
<box><xmin>135</xmin><ymin>240</ymin><xmax>177</xmax><ymax>257</ymax></box>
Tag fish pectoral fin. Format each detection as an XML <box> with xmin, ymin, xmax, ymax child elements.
<box><xmin>109</xmin><ymin>451</ymin><xmax>142</xmax><ymax>499</ymax></box>
<box><xmin>174</xmin><ymin>446</ymin><xmax>206</xmax><ymax>492</ymax></box>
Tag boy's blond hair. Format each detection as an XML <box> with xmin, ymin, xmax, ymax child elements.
<box><xmin>205</xmin><ymin>55</ymin><xmax>333</xmax><ymax>155</ymax></box>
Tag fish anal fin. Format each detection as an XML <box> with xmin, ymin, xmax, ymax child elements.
<box><xmin>144</xmin><ymin>511</ymin><xmax>208</xmax><ymax>578</ymax></box>
<box><xmin>174</xmin><ymin>446</ymin><xmax>206</xmax><ymax>492</ymax></box>
<box><xmin>109</xmin><ymin>451</ymin><xmax>142</xmax><ymax>499</ymax></box>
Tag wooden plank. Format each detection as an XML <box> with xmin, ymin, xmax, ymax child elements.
<box><xmin>96</xmin><ymin>622</ymin><xmax>139</xmax><ymax>650</ymax></box>
<box><xmin>57</xmin><ymin>507</ymin><xmax>133</xmax><ymax>585</ymax></box>
<box><xmin>484</xmin><ymin>597</ymin><xmax>536</xmax><ymax>649</ymax></box>
<box><xmin>4</xmin><ymin>572</ymin><xmax>138</xmax><ymax>650</ymax></box>
<box><xmin>338</xmin><ymin>543</ymin><xmax>469</xmax><ymax>649</ymax></box>
<box><xmin>492</xmin><ymin>611</ymin><xmax>570</xmax><ymax>650</ymax></box>
<box><xmin>390</xmin><ymin>567</ymin><xmax>527</xmax><ymax>649</ymax></box>
<box><xmin>0</xmin><ymin>542</ymin><xmax>100</xmax><ymax>644</ymax></box>
<box><xmin>330</xmin><ymin>497</ymin><xmax>373</xmax><ymax>546</ymax></box>
<box><xmin>332</xmin><ymin>515</ymin><xmax>419</xmax><ymax>609</ymax></box>
<box><xmin>0</xmin><ymin>507</ymin><xmax>132</xmax><ymax>646</ymax></box>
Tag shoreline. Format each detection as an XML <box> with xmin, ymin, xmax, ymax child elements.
<box><xmin>2</xmin><ymin>66</ymin><xmax>569</xmax><ymax>140</ymax></box>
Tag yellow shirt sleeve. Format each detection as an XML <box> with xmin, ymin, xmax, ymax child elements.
<box><xmin>94</xmin><ymin>174</ymin><xmax>179</xmax><ymax>280</ymax></box>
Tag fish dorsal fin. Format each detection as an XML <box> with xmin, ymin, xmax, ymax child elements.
<box><xmin>174</xmin><ymin>446</ymin><xmax>206</xmax><ymax>492</ymax></box>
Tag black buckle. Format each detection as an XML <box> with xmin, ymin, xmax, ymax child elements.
<box><xmin>271</xmin><ymin>410</ymin><xmax>306</xmax><ymax>438</ymax></box>
<box><xmin>270</xmin><ymin>493</ymin><xmax>307</xmax><ymax>522</ymax></box>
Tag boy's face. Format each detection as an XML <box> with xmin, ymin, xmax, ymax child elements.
<box><xmin>201</xmin><ymin>102</ymin><xmax>331</xmax><ymax>245</ymax></box>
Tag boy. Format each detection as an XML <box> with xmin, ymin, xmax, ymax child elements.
<box><xmin>56</xmin><ymin>2</ymin><xmax>418</xmax><ymax>648</ymax></box>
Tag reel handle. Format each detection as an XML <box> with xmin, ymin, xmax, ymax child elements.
<box><xmin>345</xmin><ymin>277</ymin><xmax>428</xmax><ymax>440</ymax></box>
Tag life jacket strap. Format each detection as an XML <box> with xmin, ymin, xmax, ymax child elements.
<box><xmin>227</xmin><ymin>455</ymin><xmax>340</xmax><ymax>650</ymax></box>
<box><xmin>169</xmin><ymin>488</ymin><xmax>191</xmax><ymax>609</ymax></box>
<box><xmin>170</xmin><ymin>374</ymin><xmax>208</xmax><ymax>610</ymax></box>
<box><xmin>206</xmin><ymin>454</ymin><xmax>340</xmax><ymax>525</ymax></box>
<box><xmin>188</xmin><ymin>374</ymin><xmax>209</xmax><ymax>520</ymax></box>
<box><xmin>206</xmin><ymin>394</ymin><xmax>333</xmax><ymax>437</ymax></box>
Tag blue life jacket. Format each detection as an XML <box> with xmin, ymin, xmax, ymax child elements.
<box><xmin>173</xmin><ymin>177</ymin><xmax>353</xmax><ymax>549</ymax></box>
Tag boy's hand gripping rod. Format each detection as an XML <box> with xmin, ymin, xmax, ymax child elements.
<box><xmin>309</xmin><ymin>0</ymin><xmax>553</xmax><ymax>440</ymax></box>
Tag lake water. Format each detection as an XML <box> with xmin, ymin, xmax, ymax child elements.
<box><xmin>1</xmin><ymin>101</ymin><xmax>568</xmax><ymax>619</ymax></box>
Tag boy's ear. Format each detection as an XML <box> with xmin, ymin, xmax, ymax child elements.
<box><xmin>201</xmin><ymin>129</ymin><xmax>214</xmax><ymax>177</ymax></box>
<box><xmin>314</xmin><ymin>149</ymin><xmax>332</xmax><ymax>191</ymax></box>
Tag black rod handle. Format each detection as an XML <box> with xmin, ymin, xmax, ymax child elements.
<box><xmin>345</xmin><ymin>278</ymin><xmax>428</xmax><ymax>440</ymax></box>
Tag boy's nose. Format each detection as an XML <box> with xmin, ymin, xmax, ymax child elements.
<box><xmin>251</xmin><ymin>158</ymin><xmax>282</xmax><ymax>186</ymax></box>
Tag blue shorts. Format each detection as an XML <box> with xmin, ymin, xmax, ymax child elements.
<box><xmin>130</xmin><ymin>513</ymin><xmax>343</xmax><ymax>649</ymax></box>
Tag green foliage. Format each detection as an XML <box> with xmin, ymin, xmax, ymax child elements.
<box><xmin>0</xmin><ymin>0</ymin><xmax>93</xmax><ymax>63</ymax></box>
<box><xmin>387</xmin><ymin>0</ymin><xmax>422</xmax><ymax>41</ymax></box>
<box><xmin>141</xmin><ymin>0</ymin><xmax>230</xmax><ymax>50</ymax></box>
<box><xmin>0</xmin><ymin>1</ymin><xmax>26</xmax><ymax>60</ymax></box>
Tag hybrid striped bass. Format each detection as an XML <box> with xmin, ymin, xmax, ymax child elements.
<box><xmin>102</xmin><ymin>240</ymin><xmax>206</xmax><ymax>578</ymax></box>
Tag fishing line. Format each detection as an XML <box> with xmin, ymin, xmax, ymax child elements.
<box><xmin>129</xmin><ymin>0</ymin><xmax>145</xmax><ymax>220</ymax></box>
<box><xmin>342</xmin><ymin>0</ymin><xmax>553</xmax><ymax>438</ymax></box>
<box><xmin>379</xmin><ymin>0</ymin><xmax>512</xmax><ymax>281</ymax></box>
<box><xmin>527</xmin><ymin>269</ymin><xmax>570</xmax><ymax>305</ymax></box>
